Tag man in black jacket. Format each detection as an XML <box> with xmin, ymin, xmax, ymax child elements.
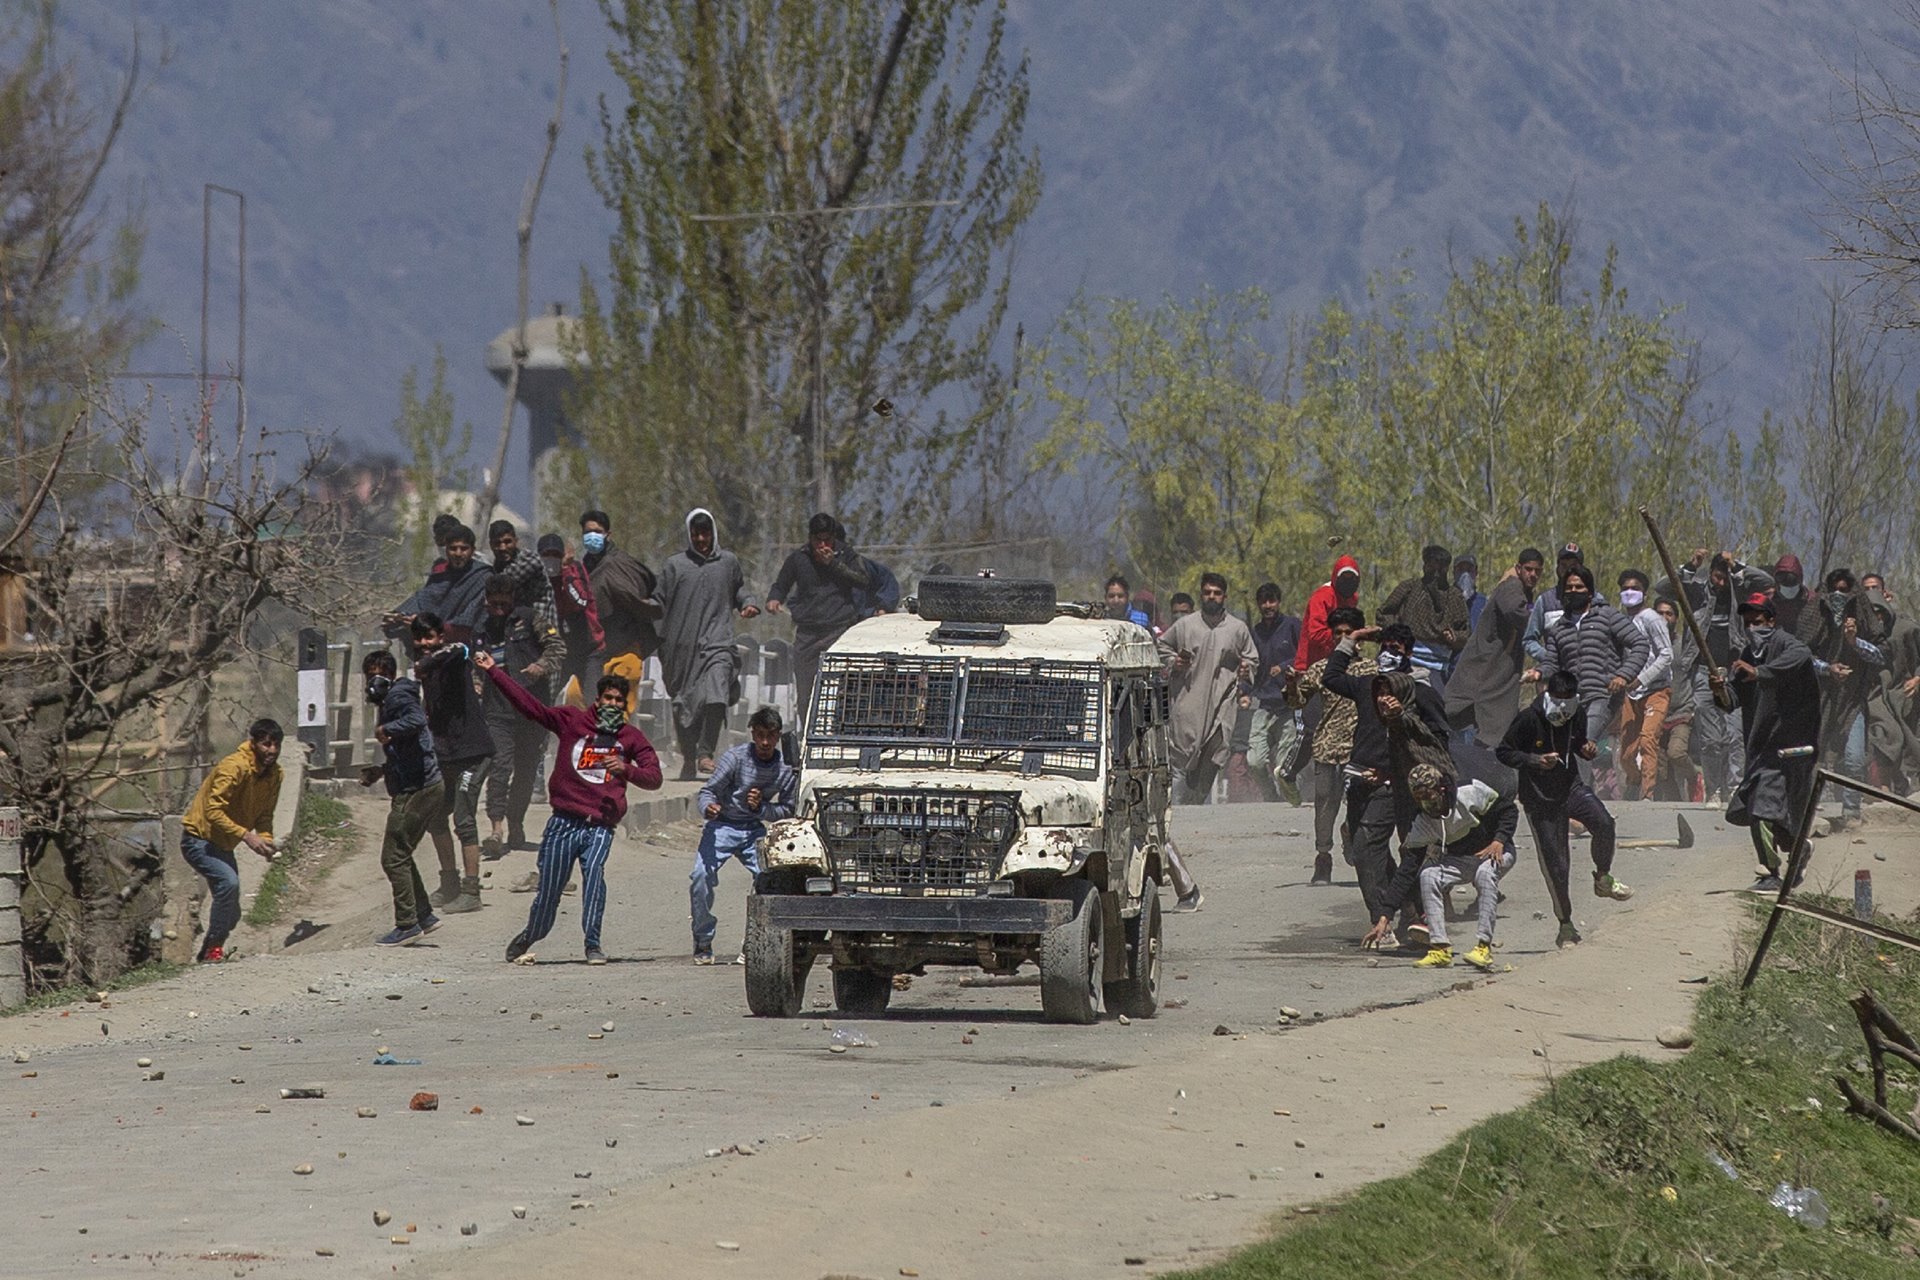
<box><xmin>1727</xmin><ymin>592</ymin><xmax>1822</xmax><ymax>890</ymax></box>
<box><xmin>476</xmin><ymin>575</ymin><xmax>564</xmax><ymax>854</ymax></box>
<box><xmin>358</xmin><ymin>650</ymin><xmax>445</xmax><ymax>947</ymax></box>
<box><xmin>1497</xmin><ymin>670</ymin><xmax>1633</xmax><ymax>950</ymax></box>
<box><xmin>411</xmin><ymin>613</ymin><xmax>495</xmax><ymax>914</ymax></box>
<box><xmin>1324</xmin><ymin>622</ymin><xmax>1450</xmax><ymax>942</ymax></box>
<box><xmin>766</xmin><ymin>512</ymin><xmax>874</xmax><ymax>721</ymax></box>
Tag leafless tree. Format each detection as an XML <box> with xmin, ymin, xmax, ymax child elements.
<box><xmin>0</xmin><ymin>6</ymin><xmax>148</xmax><ymax>529</ymax></box>
<box><xmin>0</xmin><ymin>385</ymin><xmax>355</xmax><ymax>988</ymax></box>
<box><xmin>1814</xmin><ymin>4</ymin><xmax>1920</xmax><ymax>329</ymax></box>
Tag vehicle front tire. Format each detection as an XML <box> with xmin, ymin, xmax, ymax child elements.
<box><xmin>743</xmin><ymin>895</ymin><xmax>811</xmax><ymax>1017</ymax></box>
<box><xmin>1105</xmin><ymin>885</ymin><xmax>1162</xmax><ymax>1019</ymax></box>
<box><xmin>1039</xmin><ymin>877</ymin><xmax>1103</xmax><ymax>1025</ymax></box>
<box><xmin>831</xmin><ymin>966</ymin><xmax>893</xmax><ymax>1016</ymax></box>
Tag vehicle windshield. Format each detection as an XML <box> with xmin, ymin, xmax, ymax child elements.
<box><xmin>806</xmin><ymin>655</ymin><xmax>1103</xmax><ymax>777</ymax></box>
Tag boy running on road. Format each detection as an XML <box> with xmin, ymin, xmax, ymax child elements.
<box><xmin>689</xmin><ymin>707</ymin><xmax>797</xmax><ymax>964</ymax></box>
<box><xmin>474</xmin><ymin>649</ymin><xmax>662</xmax><ymax>965</ymax></box>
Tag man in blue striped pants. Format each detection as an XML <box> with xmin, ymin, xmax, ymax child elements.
<box><xmin>474</xmin><ymin>649</ymin><xmax>662</xmax><ymax>965</ymax></box>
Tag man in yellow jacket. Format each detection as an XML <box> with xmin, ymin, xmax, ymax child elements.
<box><xmin>180</xmin><ymin>719</ymin><xmax>285</xmax><ymax>962</ymax></box>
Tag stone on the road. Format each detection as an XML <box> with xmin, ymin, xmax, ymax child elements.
<box><xmin>293</xmin><ymin>1163</ymin><xmax>313</xmax><ymax>1175</ymax></box>
<box><xmin>356</xmin><ymin>1107</ymin><xmax>377</xmax><ymax>1118</ymax></box>
<box><xmin>515</xmin><ymin>1115</ymin><xmax>535</xmax><ymax>1126</ymax></box>
<box><xmin>1656</xmin><ymin>1026</ymin><xmax>1695</xmax><ymax>1049</ymax></box>
<box><xmin>135</xmin><ymin>1057</ymin><xmax>152</xmax><ymax>1068</ymax></box>
<box><xmin>511</xmin><ymin>1206</ymin><xmax>527</xmax><ymax>1219</ymax></box>
<box><xmin>373</xmin><ymin>1210</ymin><xmax>392</xmax><ymax>1226</ymax></box>
<box><xmin>461</xmin><ymin>1222</ymin><xmax>478</xmax><ymax>1236</ymax></box>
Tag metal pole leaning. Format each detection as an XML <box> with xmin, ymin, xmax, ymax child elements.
<box><xmin>1740</xmin><ymin>769</ymin><xmax>1829</xmax><ymax>990</ymax></box>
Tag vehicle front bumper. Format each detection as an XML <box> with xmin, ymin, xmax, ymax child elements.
<box><xmin>754</xmin><ymin>893</ymin><xmax>1070</xmax><ymax>934</ymax></box>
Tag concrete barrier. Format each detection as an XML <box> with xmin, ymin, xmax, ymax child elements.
<box><xmin>1</xmin><ymin>805</ymin><xmax>22</xmax><ymax>1007</ymax></box>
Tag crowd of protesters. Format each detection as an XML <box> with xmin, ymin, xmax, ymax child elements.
<box><xmin>1114</xmin><ymin>538</ymin><xmax>1917</xmax><ymax>969</ymax></box>
<box><xmin>186</xmin><ymin>506</ymin><xmax>879</xmax><ymax>965</ymax></box>
<box><xmin>180</xmin><ymin>510</ymin><xmax>1906</xmax><ymax>976</ymax></box>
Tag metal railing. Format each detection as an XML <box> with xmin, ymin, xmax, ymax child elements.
<box><xmin>1741</xmin><ymin>768</ymin><xmax>1920</xmax><ymax>988</ymax></box>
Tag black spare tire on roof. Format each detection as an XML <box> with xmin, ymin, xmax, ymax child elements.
<box><xmin>916</xmin><ymin>576</ymin><xmax>1057</xmax><ymax>625</ymax></box>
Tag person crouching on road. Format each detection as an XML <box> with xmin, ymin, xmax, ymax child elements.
<box><xmin>689</xmin><ymin>707</ymin><xmax>798</xmax><ymax>965</ymax></box>
<box><xmin>1404</xmin><ymin>764</ymin><xmax>1519</xmax><ymax>971</ymax></box>
<box><xmin>180</xmin><ymin>718</ymin><xmax>285</xmax><ymax>962</ymax></box>
<box><xmin>1495</xmin><ymin>670</ymin><xmax>1634</xmax><ymax>950</ymax></box>
<box><xmin>358</xmin><ymin>650</ymin><xmax>446</xmax><ymax>947</ymax></box>
<box><xmin>474</xmin><ymin>649</ymin><xmax>662</xmax><ymax>965</ymax></box>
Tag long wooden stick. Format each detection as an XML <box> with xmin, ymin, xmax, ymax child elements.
<box><xmin>1638</xmin><ymin>507</ymin><xmax>1734</xmax><ymax>710</ymax></box>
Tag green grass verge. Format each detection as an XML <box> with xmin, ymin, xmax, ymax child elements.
<box><xmin>1173</xmin><ymin>903</ymin><xmax>1920</xmax><ymax>1280</ymax></box>
<box><xmin>243</xmin><ymin>790</ymin><xmax>354</xmax><ymax>928</ymax></box>
<box><xmin>3</xmin><ymin>960</ymin><xmax>187</xmax><ymax>1016</ymax></box>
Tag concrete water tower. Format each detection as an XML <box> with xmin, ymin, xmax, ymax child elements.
<box><xmin>485</xmin><ymin>303</ymin><xmax>580</xmax><ymax>530</ymax></box>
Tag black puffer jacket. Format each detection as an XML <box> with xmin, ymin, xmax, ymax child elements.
<box><xmin>1537</xmin><ymin>602</ymin><xmax>1649</xmax><ymax>704</ymax></box>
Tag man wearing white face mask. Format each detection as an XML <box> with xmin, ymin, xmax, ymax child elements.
<box><xmin>1497</xmin><ymin>670</ymin><xmax>1633</xmax><ymax>950</ymax></box>
<box><xmin>1614</xmin><ymin>569</ymin><xmax>1673</xmax><ymax>801</ymax></box>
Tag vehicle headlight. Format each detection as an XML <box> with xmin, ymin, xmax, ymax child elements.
<box><xmin>974</xmin><ymin>802</ymin><xmax>1017</xmax><ymax>845</ymax></box>
<box><xmin>822</xmin><ymin>801</ymin><xmax>860</xmax><ymax>841</ymax></box>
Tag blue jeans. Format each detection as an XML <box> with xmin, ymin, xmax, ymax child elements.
<box><xmin>689</xmin><ymin>820</ymin><xmax>763</xmax><ymax>951</ymax></box>
<box><xmin>1842</xmin><ymin>713</ymin><xmax>1867</xmax><ymax>817</ymax></box>
<box><xmin>519</xmin><ymin>813</ymin><xmax>615</xmax><ymax>950</ymax></box>
<box><xmin>180</xmin><ymin>833</ymin><xmax>240</xmax><ymax>951</ymax></box>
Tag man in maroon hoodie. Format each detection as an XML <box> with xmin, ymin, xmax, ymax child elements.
<box><xmin>474</xmin><ymin>649</ymin><xmax>663</xmax><ymax>965</ymax></box>
<box><xmin>1295</xmin><ymin>555</ymin><xmax>1362</xmax><ymax>672</ymax></box>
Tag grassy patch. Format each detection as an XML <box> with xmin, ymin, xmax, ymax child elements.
<box><xmin>2</xmin><ymin>960</ymin><xmax>186</xmax><ymax>1016</ymax></box>
<box><xmin>1173</xmin><ymin>903</ymin><xmax>1920</xmax><ymax>1280</ymax></box>
<box><xmin>243</xmin><ymin>790</ymin><xmax>354</xmax><ymax>928</ymax></box>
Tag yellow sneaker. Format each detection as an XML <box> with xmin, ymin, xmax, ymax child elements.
<box><xmin>1463</xmin><ymin>943</ymin><xmax>1495</xmax><ymax>971</ymax></box>
<box><xmin>1414</xmin><ymin>945</ymin><xmax>1454</xmax><ymax>968</ymax></box>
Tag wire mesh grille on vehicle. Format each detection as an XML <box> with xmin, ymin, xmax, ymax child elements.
<box><xmin>807</xmin><ymin>655</ymin><xmax>1104</xmax><ymax>777</ymax></box>
<box><xmin>819</xmin><ymin>789</ymin><xmax>1021</xmax><ymax>896</ymax></box>
<box><xmin>956</xmin><ymin>660</ymin><xmax>1105</xmax><ymax>771</ymax></box>
<box><xmin>811</xmin><ymin>656</ymin><xmax>959</xmax><ymax>740</ymax></box>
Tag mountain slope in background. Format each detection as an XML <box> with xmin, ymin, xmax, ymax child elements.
<box><xmin>56</xmin><ymin>0</ymin><xmax>1901</xmax><ymax>513</ymax></box>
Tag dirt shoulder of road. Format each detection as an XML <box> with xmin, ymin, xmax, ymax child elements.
<box><xmin>421</xmin><ymin>819</ymin><xmax>1920</xmax><ymax>1280</ymax></box>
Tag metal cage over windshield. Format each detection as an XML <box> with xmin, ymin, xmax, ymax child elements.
<box><xmin>807</xmin><ymin>655</ymin><xmax>1104</xmax><ymax>776</ymax></box>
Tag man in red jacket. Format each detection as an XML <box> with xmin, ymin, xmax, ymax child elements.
<box><xmin>1295</xmin><ymin>555</ymin><xmax>1363</xmax><ymax>672</ymax></box>
<box><xmin>475</xmin><ymin>649</ymin><xmax>662</xmax><ymax>965</ymax></box>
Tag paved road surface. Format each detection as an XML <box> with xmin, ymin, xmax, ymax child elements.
<box><xmin>0</xmin><ymin>796</ymin><xmax>1876</xmax><ymax>1277</ymax></box>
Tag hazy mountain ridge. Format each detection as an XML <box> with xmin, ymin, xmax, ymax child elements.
<box><xmin>54</xmin><ymin>0</ymin><xmax>1904</xmax><ymax>509</ymax></box>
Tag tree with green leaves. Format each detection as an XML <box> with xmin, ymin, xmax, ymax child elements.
<box><xmin>1034</xmin><ymin>288</ymin><xmax>1321</xmax><ymax>600</ymax></box>
<box><xmin>392</xmin><ymin>347</ymin><xmax>472</xmax><ymax>572</ymax></box>
<box><xmin>1299</xmin><ymin>205</ymin><xmax>1716</xmax><ymax>586</ymax></box>
<box><xmin>1033</xmin><ymin>207</ymin><xmax>1720</xmax><ymax>602</ymax></box>
<box><xmin>568</xmin><ymin>0</ymin><xmax>1040</xmax><ymax>559</ymax></box>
